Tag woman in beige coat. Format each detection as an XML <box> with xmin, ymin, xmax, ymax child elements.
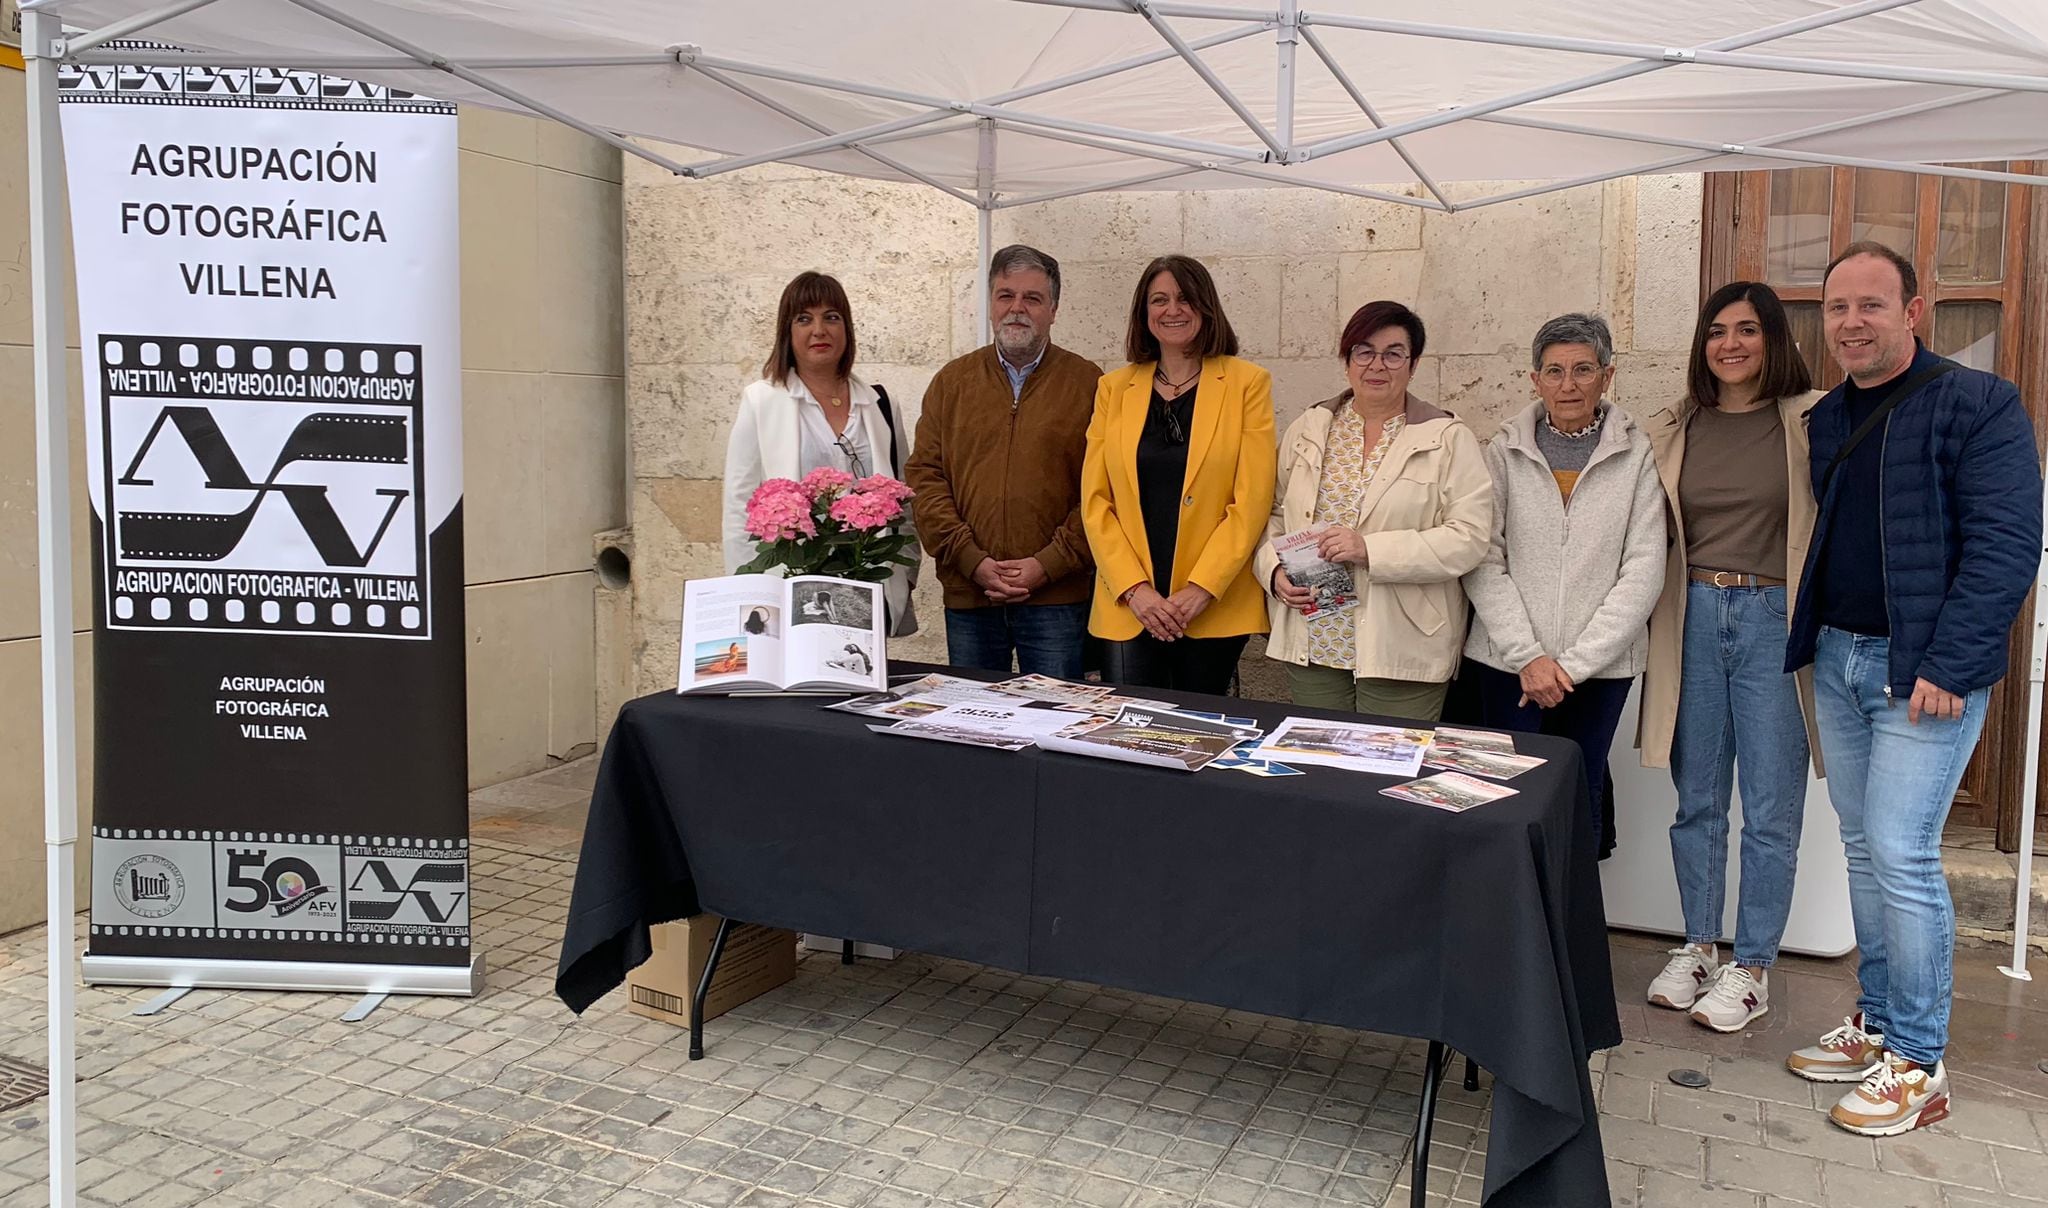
<box><xmin>1639</xmin><ymin>281</ymin><xmax>1825</xmax><ymax>1035</ymax></box>
<box><xmin>1255</xmin><ymin>301</ymin><xmax>1493</xmax><ymax>722</ymax></box>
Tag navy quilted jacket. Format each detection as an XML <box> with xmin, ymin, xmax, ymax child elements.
<box><xmin>1786</xmin><ymin>360</ymin><xmax>2043</xmax><ymax>697</ymax></box>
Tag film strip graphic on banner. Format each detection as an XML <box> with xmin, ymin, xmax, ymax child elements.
<box><xmin>101</xmin><ymin>335</ymin><xmax>432</xmax><ymax>640</ymax></box>
<box><xmin>58</xmin><ymin>41</ymin><xmax>455</xmax><ymax>113</ymax></box>
<box><xmin>90</xmin><ymin>827</ymin><xmax>472</xmax><ymax>950</ymax></box>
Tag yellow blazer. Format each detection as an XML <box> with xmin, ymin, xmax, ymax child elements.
<box><xmin>1082</xmin><ymin>355</ymin><xmax>1277</xmax><ymax>640</ymax></box>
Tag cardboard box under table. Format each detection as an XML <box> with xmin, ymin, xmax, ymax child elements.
<box><xmin>626</xmin><ymin>914</ymin><xmax>796</xmax><ymax>1026</ymax></box>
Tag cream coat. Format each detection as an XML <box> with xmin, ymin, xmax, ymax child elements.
<box><xmin>1636</xmin><ymin>391</ymin><xmax>1824</xmax><ymax>771</ymax></box>
<box><xmin>1255</xmin><ymin>392</ymin><xmax>1494</xmax><ymax>683</ymax></box>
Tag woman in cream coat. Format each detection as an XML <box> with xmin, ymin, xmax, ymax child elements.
<box><xmin>1639</xmin><ymin>281</ymin><xmax>1824</xmax><ymax>1034</ymax></box>
<box><xmin>722</xmin><ymin>271</ymin><xmax>918</xmax><ymax>637</ymax></box>
<box><xmin>1255</xmin><ymin>301</ymin><xmax>1492</xmax><ymax>722</ymax></box>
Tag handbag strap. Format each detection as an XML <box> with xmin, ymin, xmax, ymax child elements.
<box><xmin>872</xmin><ymin>383</ymin><xmax>902</xmax><ymax>477</ymax></box>
<box><xmin>1818</xmin><ymin>359</ymin><xmax>1958</xmax><ymax>496</ymax></box>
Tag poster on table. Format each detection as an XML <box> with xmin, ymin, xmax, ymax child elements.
<box><xmin>58</xmin><ymin>49</ymin><xmax>476</xmax><ymax>990</ymax></box>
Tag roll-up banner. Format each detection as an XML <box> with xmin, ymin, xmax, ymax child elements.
<box><xmin>58</xmin><ymin>51</ymin><xmax>479</xmax><ymax>994</ymax></box>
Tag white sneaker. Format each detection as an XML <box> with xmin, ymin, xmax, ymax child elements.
<box><xmin>1647</xmin><ymin>944</ymin><xmax>1719</xmax><ymax>1010</ymax></box>
<box><xmin>1690</xmin><ymin>965</ymin><xmax>1768</xmax><ymax>1032</ymax></box>
<box><xmin>1829</xmin><ymin>1053</ymin><xmax>1951</xmax><ymax>1136</ymax></box>
<box><xmin>1786</xmin><ymin>1012</ymin><xmax>1888</xmax><ymax>1083</ymax></box>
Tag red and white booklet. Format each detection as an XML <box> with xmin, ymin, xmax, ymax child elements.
<box><xmin>1273</xmin><ymin>526</ymin><xmax>1358</xmax><ymax>619</ymax></box>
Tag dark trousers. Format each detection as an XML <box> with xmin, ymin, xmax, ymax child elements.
<box><xmin>1100</xmin><ymin>633</ymin><xmax>1250</xmax><ymax>696</ymax></box>
<box><xmin>1466</xmin><ymin>658</ymin><xmax>1632</xmax><ymax>853</ymax></box>
<box><xmin>944</xmin><ymin>602</ymin><xmax>1090</xmax><ymax>680</ymax></box>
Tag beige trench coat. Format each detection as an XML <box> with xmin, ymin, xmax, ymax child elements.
<box><xmin>1636</xmin><ymin>391</ymin><xmax>1825</xmax><ymax>772</ymax></box>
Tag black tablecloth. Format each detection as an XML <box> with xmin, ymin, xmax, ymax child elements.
<box><xmin>557</xmin><ymin>664</ymin><xmax>1621</xmax><ymax>1207</ymax></box>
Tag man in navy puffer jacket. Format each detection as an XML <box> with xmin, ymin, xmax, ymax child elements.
<box><xmin>1781</xmin><ymin>241</ymin><xmax>2042</xmax><ymax>1138</ymax></box>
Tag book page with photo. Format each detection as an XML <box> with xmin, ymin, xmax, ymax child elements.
<box><xmin>678</xmin><ymin>574</ymin><xmax>886</xmax><ymax>694</ymax></box>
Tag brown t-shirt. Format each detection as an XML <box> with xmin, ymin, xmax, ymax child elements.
<box><xmin>1680</xmin><ymin>403</ymin><xmax>1789</xmax><ymax>579</ymax></box>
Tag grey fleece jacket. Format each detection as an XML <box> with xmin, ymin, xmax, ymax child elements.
<box><xmin>1462</xmin><ymin>401</ymin><xmax>1667</xmax><ymax>682</ymax></box>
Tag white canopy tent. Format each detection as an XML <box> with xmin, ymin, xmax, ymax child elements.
<box><xmin>18</xmin><ymin>0</ymin><xmax>2048</xmax><ymax>1200</ymax></box>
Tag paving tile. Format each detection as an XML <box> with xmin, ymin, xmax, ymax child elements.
<box><xmin>1817</xmin><ymin>1160</ymin><xmax>1944</xmax><ymax>1207</ymax></box>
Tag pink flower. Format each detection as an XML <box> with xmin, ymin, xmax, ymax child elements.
<box><xmin>852</xmin><ymin>474</ymin><xmax>916</xmax><ymax>504</ymax></box>
<box><xmin>828</xmin><ymin>490</ymin><xmax>904</xmax><ymax>532</ymax></box>
<box><xmin>744</xmin><ymin>479</ymin><xmax>818</xmax><ymax>541</ymax></box>
<box><xmin>799</xmin><ymin>466</ymin><xmax>855</xmax><ymax>499</ymax></box>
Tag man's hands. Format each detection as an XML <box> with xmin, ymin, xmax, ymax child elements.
<box><xmin>1518</xmin><ymin>655</ymin><xmax>1575</xmax><ymax>709</ymax></box>
<box><xmin>1908</xmin><ymin>677</ymin><xmax>1964</xmax><ymax>724</ymax></box>
<box><xmin>972</xmin><ymin>556</ymin><xmax>1050</xmax><ymax>603</ymax></box>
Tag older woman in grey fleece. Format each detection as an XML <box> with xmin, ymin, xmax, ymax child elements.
<box><xmin>1461</xmin><ymin>313</ymin><xmax>1666</xmax><ymax>852</ymax></box>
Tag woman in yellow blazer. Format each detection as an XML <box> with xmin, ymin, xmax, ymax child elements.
<box><xmin>1082</xmin><ymin>254</ymin><xmax>1276</xmax><ymax>693</ymax></box>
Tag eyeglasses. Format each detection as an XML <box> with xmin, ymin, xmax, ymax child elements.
<box><xmin>1152</xmin><ymin>397</ymin><xmax>1188</xmax><ymax>445</ymax></box>
<box><xmin>1538</xmin><ymin>364</ymin><xmax>1607</xmax><ymax>385</ymax></box>
<box><xmin>833</xmin><ymin>432</ymin><xmax>869</xmax><ymax>477</ymax></box>
<box><xmin>1347</xmin><ymin>346</ymin><xmax>1410</xmax><ymax>369</ymax></box>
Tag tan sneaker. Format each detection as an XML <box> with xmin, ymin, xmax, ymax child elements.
<box><xmin>1786</xmin><ymin>1012</ymin><xmax>1887</xmax><ymax>1083</ymax></box>
<box><xmin>1829</xmin><ymin>1053</ymin><xmax>1950</xmax><ymax>1136</ymax></box>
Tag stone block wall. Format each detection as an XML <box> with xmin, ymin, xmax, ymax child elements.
<box><xmin>623</xmin><ymin>152</ymin><xmax>1703</xmax><ymax>699</ymax></box>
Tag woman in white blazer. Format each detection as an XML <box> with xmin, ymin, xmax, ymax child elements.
<box><xmin>721</xmin><ymin>271</ymin><xmax>918</xmax><ymax>637</ymax></box>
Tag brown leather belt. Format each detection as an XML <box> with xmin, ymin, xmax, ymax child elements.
<box><xmin>1689</xmin><ymin>568</ymin><xmax>1786</xmax><ymax>588</ymax></box>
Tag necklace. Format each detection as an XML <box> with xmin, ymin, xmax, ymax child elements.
<box><xmin>1154</xmin><ymin>364</ymin><xmax>1200</xmax><ymax>397</ymax></box>
<box><xmin>1542</xmin><ymin>407</ymin><xmax>1605</xmax><ymax>441</ymax></box>
<box><xmin>801</xmin><ymin>375</ymin><xmax>848</xmax><ymax>410</ymax></box>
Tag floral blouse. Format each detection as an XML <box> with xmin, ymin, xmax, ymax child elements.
<box><xmin>1304</xmin><ymin>408</ymin><xmax>1406</xmax><ymax>669</ymax></box>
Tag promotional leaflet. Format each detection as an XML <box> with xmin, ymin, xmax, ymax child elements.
<box><xmin>1424</xmin><ymin>746</ymin><xmax>1548</xmax><ymax>780</ymax></box>
<box><xmin>986</xmin><ymin>673</ymin><xmax>1116</xmax><ymax>708</ymax></box>
<box><xmin>871</xmin><ymin>701</ymin><xmax>1091</xmax><ymax>751</ymax></box>
<box><xmin>824</xmin><ymin>672</ymin><xmax>1013</xmax><ymax>719</ymax></box>
<box><xmin>1273</xmin><ymin>525</ymin><xmax>1358</xmax><ymax>618</ymax></box>
<box><xmin>1430</xmin><ymin>725</ymin><xmax>1519</xmax><ymax>754</ymax></box>
<box><xmin>1035</xmin><ymin>705</ymin><xmax>1262</xmax><ymax>772</ymax></box>
<box><xmin>679</xmin><ymin>574</ymin><xmax>885</xmax><ymax>694</ymax></box>
<box><xmin>1254</xmin><ymin>717</ymin><xmax>1431</xmax><ymax>777</ymax></box>
<box><xmin>1381</xmin><ymin>771</ymin><xmax>1521</xmax><ymax>812</ymax></box>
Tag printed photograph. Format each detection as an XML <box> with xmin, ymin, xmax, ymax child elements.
<box><xmin>692</xmin><ymin>637</ymin><xmax>750</xmax><ymax>677</ymax></box>
<box><xmin>824</xmin><ymin>640</ymin><xmax>876</xmax><ymax>677</ymax></box>
<box><xmin>1270</xmin><ymin>723</ymin><xmax>1408</xmax><ymax>760</ymax></box>
<box><xmin>1424</xmin><ymin>746</ymin><xmax>1546</xmax><ymax>779</ymax></box>
<box><xmin>794</xmin><ymin>583</ymin><xmax>876</xmax><ymax>629</ymax></box>
<box><xmin>740</xmin><ymin>604</ymin><xmax>780</xmax><ymax>638</ymax></box>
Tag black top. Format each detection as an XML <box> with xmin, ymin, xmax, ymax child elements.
<box><xmin>1136</xmin><ymin>386</ymin><xmax>1197</xmax><ymax>594</ymax></box>
<box><xmin>1814</xmin><ymin>344</ymin><xmax>1941</xmax><ymax>636</ymax></box>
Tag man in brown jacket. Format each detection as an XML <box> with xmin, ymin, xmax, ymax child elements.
<box><xmin>906</xmin><ymin>245</ymin><xmax>1100</xmax><ymax>677</ymax></box>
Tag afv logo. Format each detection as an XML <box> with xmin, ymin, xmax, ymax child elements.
<box><xmin>118</xmin><ymin>406</ymin><xmax>410</xmax><ymax>566</ymax></box>
<box><xmin>346</xmin><ymin>856</ymin><xmax>469</xmax><ymax>932</ymax></box>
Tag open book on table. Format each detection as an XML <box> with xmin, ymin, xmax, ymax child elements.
<box><xmin>677</xmin><ymin>573</ymin><xmax>886</xmax><ymax>694</ymax></box>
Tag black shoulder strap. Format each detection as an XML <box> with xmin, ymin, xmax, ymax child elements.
<box><xmin>872</xmin><ymin>383</ymin><xmax>903</xmax><ymax>477</ymax></box>
<box><xmin>1818</xmin><ymin>359</ymin><xmax>1958</xmax><ymax>496</ymax></box>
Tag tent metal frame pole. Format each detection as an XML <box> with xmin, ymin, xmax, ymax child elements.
<box><xmin>692</xmin><ymin>65</ymin><xmax>978</xmax><ymax>205</ymax></box>
<box><xmin>1126</xmin><ymin>0</ymin><xmax>1284</xmax><ymax>157</ymax></box>
<box><xmin>980</xmin><ymin>21</ymin><xmax>1277</xmax><ymax>106</ymax></box>
<box><xmin>2001</xmin><ymin>497</ymin><xmax>2048</xmax><ymax>982</ymax></box>
<box><xmin>279</xmin><ymin>0</ymin><xmax>703</xmax><ymax>178</ymax></box>
<box><xmin>24</xmin><ymin>13</ymin><xmax>80</xmax><ymax>1208</ymax></box>
<box><xmin>1292</xmin><ymin>0</ymin><xmax>1919</xmax><ymax>162</ymax></box>
<box><xmin>685</xmin><ymin>52</ymin><xmax>1260</xmax><ymax>162</ymax></box>
<box><xmin>56</xmin><ymin>0</ymin><xmax>222</xmax><ymax>55</ymax></box>
<box><xmin>1295</xmin><ymin>25</ymin><xmax>1449</xmax><ymax>211</ymax></box>
<box><xmin>996</xmin><ymin>164</ymin><xmax>1208</xmax><ymax>210</ymax></box>
<box><xmin>1473</xmin><ymin>112</ymin><xmax>2046</xmax><ymax>188</ymax></box>
<box><xmin>682</xmin><ymin>109</ymin><xmax>959</xmax><ymax>179</ymax></box>
<box><xmin>987</xmin><ymin>119</ymin><xmax>1439</xmax><ymax>210</ymax></box>
<box><xmin>975</xmin><ymin>119</ymin><xmax>995</xmax><ymax>342</ymax></box>
<box><xmin>1451</xmin><ymin>86</ymin><xmax>2010</xmax><ymax>212</ymax></box>
<box><xmin>1012</xmin><ymin>0</ymin><xmax>1281</xmax><ymax>20</ymax></box>
<box><xmin>1273</xmin><ymin>0</ymin><xmax>1297</xmax><ymax>151</ymax></box>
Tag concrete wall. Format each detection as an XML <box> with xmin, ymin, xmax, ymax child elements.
<box><xmin>0</xmin><ymin>74</ymin><xmax>626</xmax><ymax>932</ymax></box>
<box><xmin>621</xmin><ymin>156</ymin><xmax>1703</xmax><ymax>697</ymax></box>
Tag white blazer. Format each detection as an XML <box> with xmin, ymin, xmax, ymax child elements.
<box><xmin>721</xmin><ymin>374</ymin><xmax>920</xmax><ymax>637</ymax></box>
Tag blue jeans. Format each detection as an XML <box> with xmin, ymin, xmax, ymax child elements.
<box><xmin>1815</xmin><ymin>626</ymin><xmax>1988</xmax><ymax>1066</ymax></box>
<box><xmin>1668</xmin><ymin>583</ymin><xmax>1810</xmax><ymax>967</ymax></box>
<box><xmin>944</xmin><ymin>602</ymin><xmax>1090</xmax><ymax>680</ymax></box>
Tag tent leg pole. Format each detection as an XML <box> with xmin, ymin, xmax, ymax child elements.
<box><xmin>24</xmin><ymin>11</ymin><xmax>81</xmax><ymax>1207</ymax></box>
<box><xmin>1999</xmin><ymin>489</ymin><xmax>2048</xmax><ymax>982</ymax></box>
<box><xmin>975</xmin><ymin>119</ymin><xmax>995</xmax><ymax>342</ymax></box>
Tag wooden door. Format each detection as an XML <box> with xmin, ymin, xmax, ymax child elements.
<box><xmin>1700</xmin><ymin>165</ymin><xmax>2048</xmax><ymax>848</ymax></box>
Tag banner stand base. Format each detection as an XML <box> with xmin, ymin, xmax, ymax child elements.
<box><xmin>81</xmin><ymin>953</ymin><xmax>485</xmax><ymax>997</ymax></box>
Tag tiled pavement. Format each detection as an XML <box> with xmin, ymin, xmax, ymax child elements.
<box><xmin>0</xmin><ymin>757</ymin><xmax>2043</xmax><ymax>1207</ymax></box>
